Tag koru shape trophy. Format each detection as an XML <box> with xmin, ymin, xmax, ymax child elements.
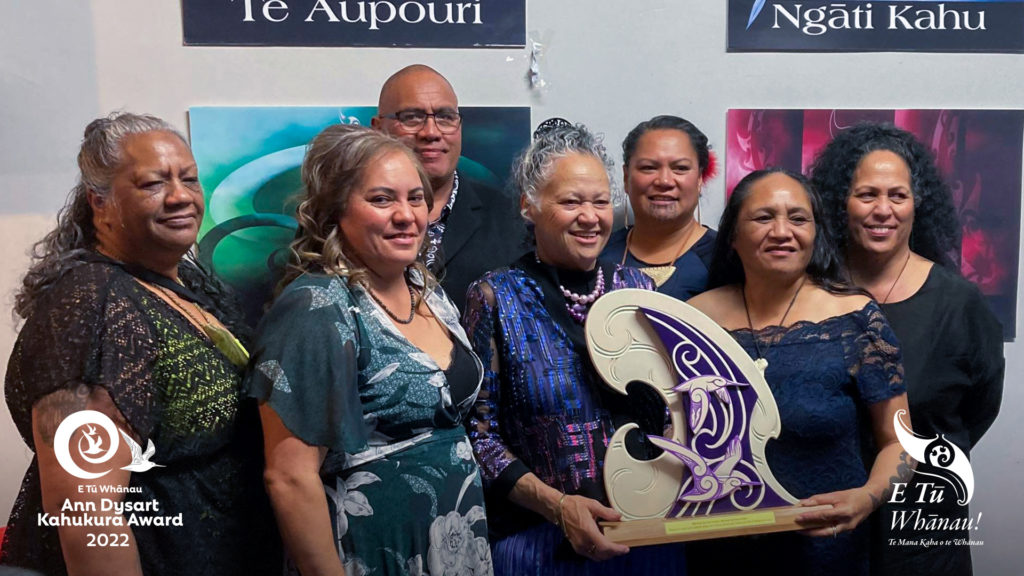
<box><xmin>586</xmin><ymin>289</ymin><xmax>830</xmax><ymax>546</ymax></box>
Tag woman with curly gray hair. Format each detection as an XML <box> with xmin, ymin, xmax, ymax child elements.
<box><xmin>462</xmin><ymin>119</ymin><xmax>681</xmax><ymax>575</ymax></box>
<box><xmin>810</xmin><ymin>123</ymin><xmax>1003</xmax><ymax>576</ymax></box>
<box><xmin>247</xmin><ymin>123</ymin><xmax>492</xmax><ymax>576</ymax></box>
<box><xmin>2</xmin><ymin>112</ymin><xmax>279</xmax><ymax>575</ymax></box>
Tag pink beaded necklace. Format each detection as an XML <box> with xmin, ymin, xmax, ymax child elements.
<box><xmin>559</xmin><ymin>267</ymin><xmax>605</xmax><ymax>323</ymax></box>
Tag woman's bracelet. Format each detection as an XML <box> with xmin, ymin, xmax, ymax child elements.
<box><xmin>554</xmin><ymin>492</ymin><xmax>568</xmax><ymax>532</ymax></box>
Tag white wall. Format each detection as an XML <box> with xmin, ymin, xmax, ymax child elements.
<box><xmin>1</xmin><ymin>1</ymin><xmax>1021</xmax><ymax>572</ymax></box>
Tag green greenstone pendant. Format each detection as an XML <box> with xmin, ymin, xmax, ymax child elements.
<box><xmin>203</xmin><ymin>324</ymin><xmax>250</xmax><ymax>369</ymax></box>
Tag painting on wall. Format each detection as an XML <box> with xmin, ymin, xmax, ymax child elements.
<box><xmin>189</xmin><ymin>105</ymin><xmax>531</xmax><ymax>323</ymax></box>
<box><xmin>726</xmin><ymin>108</ymin><xmax>1023</xmax><ymax>339</ymax></box>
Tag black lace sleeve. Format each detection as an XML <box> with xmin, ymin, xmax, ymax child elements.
<box><xmin>844</xmin><ymin>301</ymin><xmax>906</xmax><ymax>404</ymax></box>
<box><xmin>178</xmin><ymin>255</ymin><xmax>253</xmax><ymax>346</ymax></box>
<box><xmin>6</xmin><ymin>262</ymin><xmax>159</xmax><ymax>444</ymax></box>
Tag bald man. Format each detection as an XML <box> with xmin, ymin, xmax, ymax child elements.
<box><xmin>373</xmin><ymin>65</ymin><xmax>525</xmax><ymax>311</ymax></box>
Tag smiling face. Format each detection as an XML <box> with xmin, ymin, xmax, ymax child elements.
<box><xmin>91</xmin><ymin>131</ymin><xmax>204</xmax><ymax>271</ymax></box>
<box><xmin>373</xmin><ymin>68</ymin><xmax>461</xmax><ymax>192</ymax></box>
<box><xmin>846</xmin><ymin>150</ymin><xmax>915</xmax><ymax>260</ymax></box>
<box><xmin>526</xmin><ymin>152</ymin><xmax>613</xmax><ymax>271</ymax></box>
<box><xmin>338</xmin><ymin>150</ymin><xmax>429</xmax><ymax>279</ymax></box>
<box><xmin>624</xmin><ymin>129</ymin><xmax>702</xmax><ymax>225</ymax></box>
<box><xmin>732</xmin><ymin>173</ymin><xmax>816</xmax><ymax>280</ymax></box>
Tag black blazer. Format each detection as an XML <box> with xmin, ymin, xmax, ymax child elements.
<box><xmin>438</xmin><ymin>176</ymin><xmax>527</xmax><ymax>312</ymax></box>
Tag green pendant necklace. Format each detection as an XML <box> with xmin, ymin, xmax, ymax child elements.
<box><xmin>154</xmin><ymin>284</ymin><xmax>250</xmax><ymax>369</ymax></box>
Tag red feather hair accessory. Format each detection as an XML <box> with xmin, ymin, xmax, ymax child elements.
<box><xmin>701</xmin><ymin>150</ymin><xmax>719</xmax><ymax>182</ymax></box>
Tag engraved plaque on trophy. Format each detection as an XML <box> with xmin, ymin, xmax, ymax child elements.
<box><xmin>585</xmin><ymin>289</ymin><xmax>831</xmax><ymax>546</ymax></box>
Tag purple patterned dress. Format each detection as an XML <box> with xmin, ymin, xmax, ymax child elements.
<box><xmin>462</xmin><ymin>256</ymin><xmax>686</xmax><ymax>575</ymax></box>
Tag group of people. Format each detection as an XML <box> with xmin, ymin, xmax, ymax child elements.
<box><xmin>0</xmin><ymin>63</ymin><xmax>1003</xmax><ymax>576</ymax></box>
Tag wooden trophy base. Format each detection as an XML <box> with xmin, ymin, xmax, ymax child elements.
<box><xmin>602</xmin><ymin>504</ymin><xmax>834</xmax><ymax>547</ymax></box>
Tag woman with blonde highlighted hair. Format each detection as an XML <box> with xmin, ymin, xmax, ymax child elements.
<box><xmin>248</xmin><ymin>124</ymin><xmax>492</xmax><ymax>575</ymax></box>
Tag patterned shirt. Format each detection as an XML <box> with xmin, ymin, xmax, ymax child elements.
<box><xmin>425</xmin><ymin>171</ymin><xmax>460</xmax><ymax>272</ymax></box>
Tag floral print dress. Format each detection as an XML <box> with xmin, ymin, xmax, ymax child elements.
<box><xmin>247</xmin><ymin>271</ymin><xmax>493</xmax><ymax>576</ymax></box>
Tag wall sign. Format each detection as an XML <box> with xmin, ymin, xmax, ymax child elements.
<box><xmin>182</xmin><ymin>0</ymin><xmax>525</xmax><ymax>47</ymax></box>
<box><xmin>729</xmin><ymin>1</ymin><xmax>1024</xmax><ymax>53</ymax></box>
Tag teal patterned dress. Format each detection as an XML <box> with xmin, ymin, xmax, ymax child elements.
<box><xmin>247</xmin><ymin>271</ymin><xmax>493</xmax><ymax>576</ymax></box>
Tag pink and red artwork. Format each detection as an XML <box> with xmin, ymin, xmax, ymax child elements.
<box><xmin>726</xmin><ymin>109</ymin><xmax>1023</xmax><ymax>339</ymax></box>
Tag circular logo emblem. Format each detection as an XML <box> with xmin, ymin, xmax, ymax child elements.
<box><xmin>53</xmin><ymin>410</ymin><xmax>122</xmax><ymax>480</ymax></box>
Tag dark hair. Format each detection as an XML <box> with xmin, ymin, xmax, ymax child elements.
<box><xmin>708</xmin><ymin>167</ymin><xmax>854</xmax><ymax>294</ymax></box>
<box><xmin>808</xmin><ymin>122</ymin><xmax>960</xmax><ymax>269</ymax></box>
<box><xmin>622</xmin><ymin>115</ymin><xmax>715</xmax><ymax>180</ymax></box>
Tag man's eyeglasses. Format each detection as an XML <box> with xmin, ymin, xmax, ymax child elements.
<box><xmin>380</xmin><ymin>109</ymin><xmax>462</xmax><ymax>134</ymax></box>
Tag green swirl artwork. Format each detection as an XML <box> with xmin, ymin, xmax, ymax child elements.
<box><xmin>189</xmin><ymin>106</ymin><xmax>530</xmax><ymax>322</ymax></box>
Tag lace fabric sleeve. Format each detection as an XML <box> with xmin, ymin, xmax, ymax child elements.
<box><xmin>6</xmin><ymin>263</ymin><xmax>159</xmax><ymax>444</ymax></box>
<box><xmin>462</xmin><ymin>278</ymin><xmax>529</xmax><ymax>494</ymax></box>
<box><xmin>845</xmin><ymin>302</ymin><xmax>906</xmax><ymax>405</ymax></box>
<box><xmin>245</xmin><ymin>276</ymin><xmax>368</xmax><ymax>456</ymax></box>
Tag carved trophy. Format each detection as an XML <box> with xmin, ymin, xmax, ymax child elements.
<box><xmin>586</xmin><ymin>289</ymin><xmax>830</xmax><ymax>545</ymax></box>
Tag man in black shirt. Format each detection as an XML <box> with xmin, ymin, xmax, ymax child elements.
<box><xmin>372</xmin><ymin>65</ymin><xmax>525</xmax><ymax>311</ymax></box>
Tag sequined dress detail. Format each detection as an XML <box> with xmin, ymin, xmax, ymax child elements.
<box><xmin>463</xmin><ymin>262</ymin><xmax>685</xmax><ymax>575</ymax></box>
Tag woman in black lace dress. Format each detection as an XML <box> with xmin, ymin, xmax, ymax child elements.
<box><xmin>1</xmin><ymin>112</ymin><xmax>279</xmax><ymax>576</ymax></box>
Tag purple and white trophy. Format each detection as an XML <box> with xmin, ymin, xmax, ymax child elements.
<box><xmin>586</xmin><ymin>289</ymin><xmax>830</xmax><ymax>545</ymax></box>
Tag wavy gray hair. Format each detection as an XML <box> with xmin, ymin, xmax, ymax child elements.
<box><xmin>15</xmin><ymin>112</ymin><xmax>186</xmax><ymax>319</ymax></box>
<box><xmin>513</xmin><ymin>121</ymin><xmax>618</xmax><ymax>213</ymax></box>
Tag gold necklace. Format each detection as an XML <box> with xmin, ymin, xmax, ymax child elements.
<box><xmin>153</xmin><ymin>284</ymin><xmax>250</xmax><ymax>369</ymax></box>
<box><xmin>742</xmin><ymin>276</ymin><xmax>806</xmax><ymax>375</ymax></box>
<box><xmin>621</xmin><ymin>223</ymin><xmax>699</xmax><ymax>288</ymax></box>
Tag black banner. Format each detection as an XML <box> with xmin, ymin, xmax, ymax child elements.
<box><xmin>182</xmin><ymin>0</ymin><xmax>525</xmax><ymax>47</ymax></box>
<box><xmin>729</xmin><ymin>1</ymin><xmax>1024</xmax><ymax>53</ymax></box>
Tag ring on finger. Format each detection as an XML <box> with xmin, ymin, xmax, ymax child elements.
<box><xmin>831</xmin><ymin>524</ymin><xmax>838</xmax><ymax>538</ymax></box>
